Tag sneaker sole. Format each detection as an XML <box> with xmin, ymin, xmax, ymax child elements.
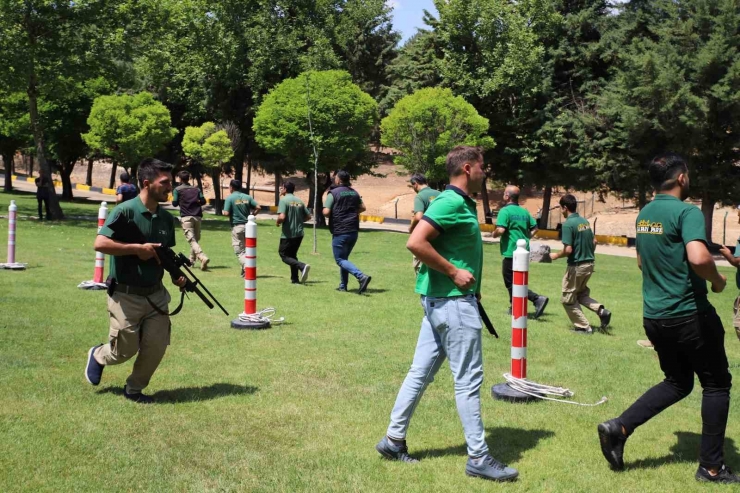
<box><xmin>600</xmin><ymin>314</ymin><xmax>611</xmax><ymax>330</ymax></box>
<box><xmin>300</xmin><ymin>266</ymin><xmax>310</xmax><ymax>284</ymax></box>
<box><xmin>375</xmin><ymin>443</ymin><xmax>399</xmax><ymax>461</ymax></box>
<box><xmin>533</xmin><ymin>298</ymin><xmax>549</xmax><ymax>319</ymax></box>
<box><xmin>465</xmin><ymin>469</ymin><xmax>519</xmax><ymax>482</ymax></box>
<box><xmin>597</xmin><ymin>424</ymin><xmax>624</xmax><ymax>471</ymax></box>
<box><xmin>84</xmin><ymin>346</ymin><xmax>101</xmax><ymax>386</ymax></box>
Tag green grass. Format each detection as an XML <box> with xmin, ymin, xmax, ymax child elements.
<box><xmin>1</xmin><ymin>189</ymin><xmax>740</xmax><ymax>492</ymax></box>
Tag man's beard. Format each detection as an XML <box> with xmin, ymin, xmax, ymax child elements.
<box><xmin>680</xmin><ymin>183</ymin><xmax>690</xmax><ymax>201</ymax></box>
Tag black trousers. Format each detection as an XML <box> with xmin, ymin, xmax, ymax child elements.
<box><xmin>501</xmin><ymin>257</ymin><xmax>541</xmax><ymax>304</ymax></box>
<box><xmin>618</xmin><ymin>307</ymin><xmax>732</xmax><ymax>468</ymax></box>
<box><xmin>278</xmin><ymin>236</ymin><xmax>306</xmax><ymax>282</ymax></box>
<box><xmin>37</xmin><ymin>196</ymin><xmax>51</xmax><ymax>220</ymax></box>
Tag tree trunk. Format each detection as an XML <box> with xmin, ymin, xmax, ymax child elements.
<box><xmin>480</xmin><ymin>177</ymin><xmax>492</xmax><ymax>224</ymax></box>
<box><xmin>29</xmin><ymin>154</ymin><xmax>34</xmax><ymax>176</ymax></box>
<box><xmin>637</xmin><ymin>180</ymin><xmax>647</xmax><ymax>210</ymax></box>
<box><xmin>540</xmin><ymin>185</ymin><xmax>552</xmax><ymax>229</ymax></box>
<box><xmin>85</xmin><ymin>156</ymin><xmax>94</xmax><ymax>186</ymax></box>
<box><xmin>274</xmin><ymin>171</ymin><xmax>281</xmax><ymax>206</ymax></box>
<box><xmin>2</xmin><ymin>153</ymin><xmax>13</xmax><ymax>192</ymax></box>
<box><xmin>27</xmin><ymin>72</ymin><xmax>64</xmax><ymax>219</ymax></box>
<box><xmin>245</xmin><ymin>155</ymin><xmax>252</xmax><ymax>191</ymax></box>
<box><xmin>60</xmin><ymin>160</ymin><xmax>75</xmax><ymax>200</ymax></box>
<box><xmin>233</xmin><ymin>145</ymin><xmax>246</xmax><ymax>183</ymax></box>
<box><xmin>108</xmin><ymin>161</ymin><xmax>118</xmax><ymax>189</ymax></box>
<box><xmin>211</xmin><ymin>167</ymin><xmax>223</xmax><ymax>215</ymax></box>
<box><xmin>312</xmin><ymin>173</ymin><xmax>331</xmax><ymax>227</ymax></box>
<box><xmin>195</xmin><ymin>172</ymin><xmax>203</xmax><ymax>192</ymax></box>
<box><xmin>701</xmin><ymin>195</ymin><xmax>715</xmax><ymax>244</ymax></box>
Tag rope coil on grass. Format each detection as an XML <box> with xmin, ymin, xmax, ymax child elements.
<box><xmin>238</xmin><ymin>307</ymin><xmax>284</xmax><ymax>325</ymax></box>
<box><xmin>503</xmin><ymin>373</ymin><xmax>607</xmax><ymax>407</ymax></box>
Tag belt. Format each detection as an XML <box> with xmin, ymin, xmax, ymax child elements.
<box><xmin>114</xmin><ymin>282</ymin><xmax>163</xmax><ymax>296</ymax></box>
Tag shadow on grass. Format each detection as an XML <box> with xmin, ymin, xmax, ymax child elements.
<box><xmin>419</xmin><ymin>427</ymin><xmax>555</xmax><ymax>464</ymax></box>
<box><xmin>627</xmin><ymin>432</ymin><xmax>740</xmax><ymax>469</ymax></box>
<box><xmin>97</xmin><ymin>383</ymin><xmax>258</xmax><ymax>403</ymax></box>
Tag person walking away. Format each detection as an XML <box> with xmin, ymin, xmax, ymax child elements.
<box><xmin>276</xmin><ymin>181</ymin><xmax>311</xmax><ymax>284</ymax></box>
<box><xmin>492</xmin><ymin>185</ymin><xmax>549</xmax><ymax>318</ymax></box>
<box><xmin>172</xmin><ymin>170</ymin><xmax>209</xmax><ymax>270</ymax></box>
<box><xmin>223</xmin><ymin>179</ymin><xmax>260</xmax><ymax>277</ymax></box>
<box><xmin>34</xmin><ymin>169</ymin><xmax>52</xmax><ymax>220</ymax></box>
<box><xmin>116</xmin><ymin>172</ymin><xmax>138</xmax><ymax>204</ymax></box>
<box><xmin>597</xmin><ymin>152</ymin><xmax>737</xmax><ymax>483</ymax></box>
<box><xmin>718</xmin><ymin>241</ymin><xmax>740</xmax><ymax>342</ymax></box>
<box><xmin>376</xmin><ymin>146</ymin><xmax>518</xmax><ymax>482</ymax></box>
<box><xmin>408</xmin><ymin>173</ymin><xmax>439</xmax><ymax>275</ymax></box>
<box><xmin>84</xmin><ymin>158</ymin><xmax>186</xmax><ymax>404</ymax></box>
<box><xmin>323</xmin><ymin>170</ymin><xmax>372</xmax><ymax>294</ymax></box>
<box><xmin>549</xmin><ymin>194</ymin><xmax>611</xmax><ymax>334</ymax></box>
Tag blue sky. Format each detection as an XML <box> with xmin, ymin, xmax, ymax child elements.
<box><xmin>387</xmin><ymin>0</ymin><xmax>438</xmax><ymax>44</ymax></box>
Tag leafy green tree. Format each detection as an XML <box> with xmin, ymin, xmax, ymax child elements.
<box><xmin>0</xmin><ymin>91</ymin><xmax>30</xmax><ymax>192</ymax></box>
<box><xmin>380</xmin><ymin>87</ymin><xmax>494</xmax><ymax>183</ymax></box>
<box><xmin>83</xmin><ymin>92</ymin><xmax>177</xmax><ymax>188</ymax></box>
<box><xmin>182</xmin><ymin>122</ymin><xmax>234</xmax><ymax>215</ymax></box>
<box><xmin>253</xmin><ymin>70</ymin><xmax>378</xmax><ymax>225</ymax></box>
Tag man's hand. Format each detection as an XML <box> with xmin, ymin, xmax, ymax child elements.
<box><xmin>549</xmin><ymin>252</ymin><xmax>558</xmax><ymax>261</ymax></box>
<box><xmin>137</xmin><ymin>243</ymin><xmax>161</xmax><ymax>263</ymax></box>
<box><xmin>712</xmin><ymin>274</ymin><xmax>727</xmax><ymax>293</ymax></box>
<box><xmin>173</xmin><ymin>276</ymin><xmax>187</xmax><ymax>289</ymax></box>
<box><xmin>720</xmin><ymin>245</ymin><xmax>732</xmax><ymax>258</ymax></box>
<box><xmin>451</xmin><ymin>268</ymin><xmax>475</xmax><ymax>290</ymax></box>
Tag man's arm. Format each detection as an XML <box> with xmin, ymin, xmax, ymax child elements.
<box><xmin>529</xmin><ymin>227</ymin><xmax>539</xmax><ymax>238</ymax></box>
<box><xmin>94</xmin><ymin>235</ymin><xmax>161</xmax><ymax>263</ymax></box>
<box><xmin>686</xmin><ymin>240</ymin><xmax>726</xmax><ymax>292</ymax></box>
<box><xmin>276</xmin><ymin>213</ymin><xmax>286</xmax><ymax>226</ymax></box>
<box><xmin>171</xmin><ymin>189</ymin><xmax>179</xmax><ymax>207</ymax></box>
<box><xmin>409</xmin><ymin>211</ymin><xmax>423</xmax><ymax>233</ymax></box>
<box><xmin>637</xmin><ymin>252</ymin><xmax>642</xmax><ymax>271</ymax></box>
<box><xmin>198</xmin><ymin>191</ymin><xmax>206</xmax><ymax>206</ymax></box>
<box><xmin>550</xmin><ymin>244</ymin><xmax>573</xmax><ymax>261</ymax></box>
<box><xmin>492</xmin><ymin>226</ymin><xmax>506</xmax><ymax>239</ymax></box>
<box><xmin>407</xmin><ymin>220</ymin><xmax>475</xmax><ymax>290</ymax></box>
<box><xmin>358</xmin><ymin>200</ymin><xmax>366</xmax><ymax>214</ymax></box>
<box><xmin>719</xmin><ymin>245</ymin><xmax>740</xmax><ymax>268</ymax></box>
<box><xmin>116</xmin><ymin>193</ymin><xmax>124</xmax><ymax>204</ymax></box>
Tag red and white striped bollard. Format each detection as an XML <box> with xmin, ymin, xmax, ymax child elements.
<box><xmin>231</xmin><ymin>214</ymin><xmax>270</xmax><ymax>329</ymax></box>
<box><xmin>511</xmin><ymin>238</ymin><xmax>529</xmax><ymax>378</ymax></box>
<box><xmin>77</xmin><ymin>201</ymin><xmax>108</xmax><ymax>289</ymax></box>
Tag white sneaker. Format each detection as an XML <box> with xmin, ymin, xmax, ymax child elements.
<box><xmin>300</xmin><ymin>264</ymin><xmax>311</xmax><ymax>284</ymax></box>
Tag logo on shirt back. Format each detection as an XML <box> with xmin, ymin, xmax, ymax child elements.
<box><xmin>577</xmin><ymin>223</ymin><xmax>591</xmax><ymax>232</ymax></box>
<box><xmin>637</xmin><ymin>219</ymin><xmax>663</xmax><ymax>235</ymax></box>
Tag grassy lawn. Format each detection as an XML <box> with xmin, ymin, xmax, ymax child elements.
<box><xmin>2</xmin><ymin>189</ymin><xmax>740</xmax><ymax>492</ymax></box>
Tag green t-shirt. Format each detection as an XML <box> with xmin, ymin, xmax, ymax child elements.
<box><xmin>734</xmin><ymin>238</ymin><xmax>740</xmax><ymax>290</ymax></box>
<box><xmin>496</xmin><ymin>204</ymin><xmax>537</xmax><ymax>258</ymax></box>
<box><xmin>413</xmin><ymin>187</ymin><xmax>440</xmax><ymax>214</ymax></box>
<box><xmin>415</xmin><ymin>186</ymin><xmax>483</xmax><ymax>297</ymax></box>
<box><xmin>224</xmin><ymin>191</ymin><xmax>258</xmax><ymax>226</ymax></box>
<box><xmin>324</xmin><ymin>192</ymin><xmax>364</xmax><ymax>210</ymax></box>
<box><xmin>561</xmin><ymin>213</ymin><xmax>595</xmax><ymax>265</ymax></box>
<box><xmin>98</xmin><ymin>196</ymin><xmax>176</xmax><ymax>287</ymax></box>
<box><xmin>636</xmin><ymin>194</ymin><xmax>709</xmax><ymax>319</ymax></box>
<box><xmin>277</xmin><ymin>193</ymin><xmax>310</xmax><ymax>239</ymax></box>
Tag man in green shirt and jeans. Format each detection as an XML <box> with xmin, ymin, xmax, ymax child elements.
<box><xmin>408</xmin><ymin>173</ymin><xmax>439</xmax><ymax>274</ymax></box>
<box><xmin>598</xmin><ymin>153</ymin><xmax>737</xmax><ymax>483</ymax></box>
<box><xmin>376</xmin><ymin>146</ymin><xmax>518</xmax><ymax>483</ymax></box>
<box><xmin>224</xmin><ymin>180</ymin><xmax>260</xmax><ymax>277</ymax></box>
<box><xmin>276</xmin><ymin>181</ymin><xmax>311</xmax><ymax>284</ymax></box>
<box><xmin>550</xmin><ymin>194</ymin><xmax>611</xmax><ymax>334</ymax></box>
<box><xmin>493</xmin><ymin>185</ymin><xmax>549</xmax><ymax>319</ymax></box>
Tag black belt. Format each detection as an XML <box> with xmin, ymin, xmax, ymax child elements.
<box><xmin>115</xmin><ymin>282</ymin><xmax>164</xmax><ymax>296</ymax></box>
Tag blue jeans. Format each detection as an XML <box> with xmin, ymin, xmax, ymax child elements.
<box><xmin>387</xmin><ymin>294</ymin><xmax>488</xmax><ymax>457</ymax></box>
<box><xmin>331</xmin><ymin>232</ymin><xmax>364</xmax><ymax>288</ymax></box>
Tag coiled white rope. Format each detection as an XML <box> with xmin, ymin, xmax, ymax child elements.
<box><xmin>77</xmin><ymin>280</ymin><xmax>107</xmax><ymax>290</ymax></box>
<box><xmin>503</xmin><ymin>373</ymin><xmax>608</xmax><ymax>407</ymax></box>
<box><xmin>238</xmin><ymin>307</ymin><xmax>284</xmax><ymax>325</ymax></box>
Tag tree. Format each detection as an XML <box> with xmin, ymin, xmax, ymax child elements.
<box><xmin>253</xmin><ymin>70</ymin><xmax>378</xmax><ymax>225</ymax></box>
<box><xmin>182</xmin><ymin>122</ymin><xmax>234</xmax><ymax>215</ymax></box>
<box><xmin>380</xmin><ymin>87</ymin><xmax>494</xmax><ymax>183</ymax></box>
<box><xmin>83</xmin><ymin>92</ymin><xmax>177</xmax><ymax>188</ymax></box>
<box><xmin>0</xmin><ymin>91</ymin><xmax>30</xmax><ymax>192</ymax></box>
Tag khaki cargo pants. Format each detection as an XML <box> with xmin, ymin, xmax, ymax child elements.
<box><xmin>733</xmin><ymin>296</ymin><xmax>740</xmax><ymax>340</ymax></box>
<box><xmin>413</xmin><ymin>255</ymin><xmax>422</xmax><ymax>275</ymax></box>
<box><xmin>180</xmin><ymin>216</ymin><xmax>204</xmax><ymax>262</ymax></box>
<box><xmin>561</xmin><ymin>262</ymin><xmax>602</xmax><ymax>329</ymax></box>
<box><xmin>93</xmin><ymin>287</ymin><xmax>171</xmax><ymax>393</ymax></box>
<box><xmin>232</xmin><ymin>224</ymin><xmax>248</xmax><ymax>268</ymax></box>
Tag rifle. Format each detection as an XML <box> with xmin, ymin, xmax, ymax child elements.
<box><xmin>105</xmin><ymin>212</ymin><xmax>229</xmax><ymax>316</ymax></box>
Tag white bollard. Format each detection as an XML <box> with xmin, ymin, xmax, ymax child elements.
<box><xmin>1</xmin><ymin>200</ymin><xmax>27</xmax><ymax>270</ymax></box>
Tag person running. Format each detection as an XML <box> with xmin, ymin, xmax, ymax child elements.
<box><xmin>598</xmin><ymin>152</ymin><xmax>737</xmax><ymax>483</ymax></box>
<box><xmin>223</xmin><ymin>180</ymin><xmax>260</xmax><ymax>277</ymax></box>
<box><xmin>116</xmin><ymin>172</ymin><xmax>138</xmax><ymax>204</ymax></box>
<box><xmin>172</xmin><ymin>170</ymin><xmax>209</xmax><ymax>270</ymax></box>
<box><xmin>493</xmin><ymin>185</ymin><xmax>549</xmax><ymax>318</ymax></box>
<box><xmin>408</xmin><ymin>173</ymin><xmax>439</xmax><ymax>275</ymax></box>
<box><xmin>550</xmin><ymin>194</ymin><xmax>611</xmax><ymax>334</ymax></box>
<box><xmin>276</xmin><ymin>181</ymin><xmax>311</xmax><ymax>284</ymax></box>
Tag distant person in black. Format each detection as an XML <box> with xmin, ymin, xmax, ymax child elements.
<box><xmin>172</xmin><ymin>170</ymin><xmax>209</xmax><ymax>270</ymax></box>
<box><xmin>322</xmin><ymin>170</ymin><xmax>372</xmax><ymax>294</ymax></box>
<box><xmin>116</xmin><ymin>172</ymin><xmax>139</xmax><ymax>204</ymax></box>
<box><xmin>34</xmin><ymin>169</ymin><xmax>52</xmax><ymax>220</ymax></box>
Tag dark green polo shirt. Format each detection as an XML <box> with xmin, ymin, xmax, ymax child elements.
<box><xmin>413</xmin><ymin>187</ymin><xmax>440</xmax><ymax>214</ymax></box>
<box><xmin>98</xmin><ymin>197</ymin><xmax>176</xmax><ymax>287</ymax></box>
<box><xmin>734</xmin><ymin>238</ymin><xmax>740</xmax><ymax>290</ymax></box>
<box><xmin>277</xmin><ymin>193</ymin><xmax>310</xmax><ymax>239</ymax></box>
<box><xmin>636</xmin><ymin>194</ymin><xmax>709</xmax><ymax>319</ymax></box>
<box><xmin>416</xmin><ymin>186</ymin><xmax>483</xmax><ymax>297</ymax></box>
<box><xmin>224</xmin><ymin>191</ymin><xmax>258</xmax><ymax>226</ymax></box>
<box><xmin>496</xmin><ymin>204</ymin><xmax>537</xmax><ymax>258</ymax></box>
<box><xmin>561</xmin><ymin>213</ymin><xmax>595</xmax><ymax>265</ymax></box>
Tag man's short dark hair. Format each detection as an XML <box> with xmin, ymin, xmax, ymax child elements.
<box><xmin>230</xmin><ymin>179</ymin><xmax>242</xmax><ymax>191</ymax></box>
<box><xmin>283</xmin><ymin>181</ymin><xmax>295</xmax><ymax>194</ymax></box>
<box><xmin>120</xmin><ymin>172</ymin><xmax>130</xmax><ymax>183</ymax></box>
<box><xmin>559</xmin><ymin>194</ymin><xmax>578</xmax><ymax>213</ymax></box>
<box><xmin>649</xmin><ymin>152</ymin><xmax>688</xmax><ymax>191</ymax></box>
<box><xmin>446</xmin><ymin>146</ymin><xmax>483</xmax><ymax>177</ymax></box>
<box><xmin>336</xmin><ymin>170</ymin><xmax>350</xmax><ymax>185</ymax></box>
<box><xmin>137</xmin><ymin>158</ymin><xmax>173</xmax><ymax>188</ymax></box>
<box><xmin>409</xmin><ymin>173</ymin><xmax>427</xmax><ymax>186</ymax></box>
<box><xmin>178</xmin><ymin>170</ymin><xmax>190</xmax><ymax>183</ymax></box>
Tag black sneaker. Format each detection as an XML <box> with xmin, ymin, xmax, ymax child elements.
<box><xmin>300</xmin><ymin>264</ymin><xmax>311</xmax><ymax>284</ymax></box>
<box><xmin>84</xmin><ymin>344</ymin><xmax>104</xmax><ymax>385</ymax></box>
<box><xmin>123</xmin><ymin>387</ymin><xmax>154</xmax><ymax>404</ymax></box>
<box><xmin>336</xmin><ymin>286</ymin><xmax>347</xmax><ymax>292</ymax></box>
<box><xmin>597</xmin><ymin>419</ymin><xmax>627</xmax><ymax>471</ymax></box>
<box><xmin>358</xmin><ymin>275</ymin><xmax>372</xmax><ymax>295</ymax></box>
<box><xmin>375</xmin><ymin>437</ymin><xmax>419</xmax><ymax>463</ymax></box>
<box><xmin>599</xmin><ymin>308</ymin><xmax>612</xmax><ymax>330</ymax></box>
<box><xmin>465</xmin><ymin>454</ymin><xmax>519</xmax><ymax>482</ymax></box>
<box><xmin>696</xmin><ymin>464</ymin><xmax>740</xmax><ymax>483</ymax></box>
<box><xmin>532</xmin><ymin>296</ymin><xmax>549</xmax><ymax>319</ymax></box>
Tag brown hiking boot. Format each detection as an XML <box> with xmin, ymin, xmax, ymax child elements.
<box><xmin>199</xmin><ymin>255</ymin><xmax>210</xmax><ymax>271</ymax></box>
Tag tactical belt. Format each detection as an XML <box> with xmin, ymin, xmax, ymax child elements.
<box><xmin>114</xmin><ymin>282</ymin><xmax>185</xmax><ymax>316</ymax></box>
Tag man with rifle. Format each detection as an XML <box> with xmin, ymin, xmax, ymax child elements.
<box><xmin>84</xmin><ymin>158</ymin><xmax>186</xmax><ymax>404</ymax></box>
